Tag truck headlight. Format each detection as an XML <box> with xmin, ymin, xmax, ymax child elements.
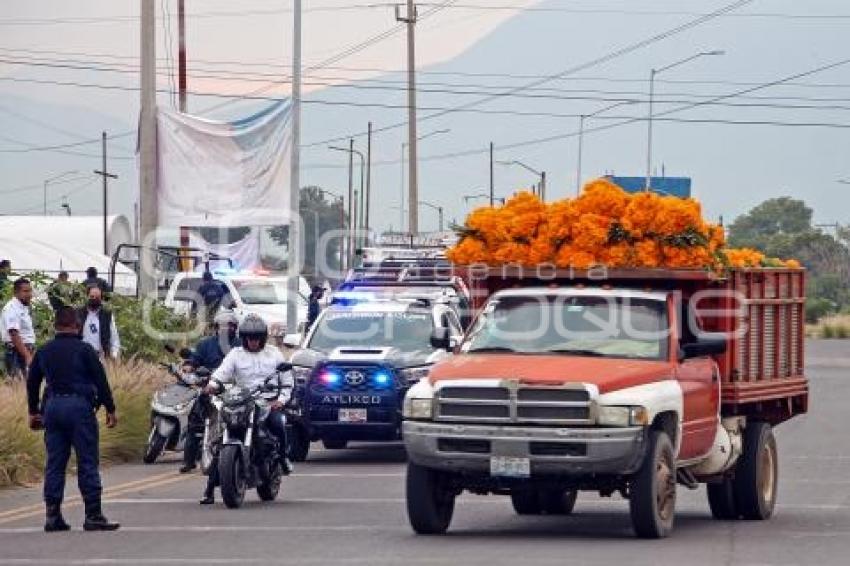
<box><xmin>403</xmin><ymin>397</ymin><xmax>433</xmax><ymax>420</ymax></box>
<box><xmin>597</xmin><ymin>405</ymin><xmax>649</xmax><ymax>427</ymax></box>
<box><xmin>399</xmin><ymin>366</ymin><xmax>432</xmax><ymax>385</ymax></box>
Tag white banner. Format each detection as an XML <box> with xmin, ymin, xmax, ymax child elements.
<box><xmin>156</xmin><ymin>100</ymin><xmax>292</xmax><ymax>227</ymax></box>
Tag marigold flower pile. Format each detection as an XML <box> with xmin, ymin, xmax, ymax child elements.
<box><xmin>447</xmin><ymin>179</ymin><xmax>801</xmax><ymax>271</ymax></box>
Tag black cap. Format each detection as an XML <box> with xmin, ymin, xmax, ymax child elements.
<box><xmin>86</xmin><ymin>266</ymin><xmax>97</xmax><ymax>276</ymax></box>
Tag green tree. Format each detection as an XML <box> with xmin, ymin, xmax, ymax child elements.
<box><xmin>267</xmin><ymin>186</ymin><xmax>347</xmax><ymax>281</ymax></box>
<box><xmin>728</xmin><ymin>197</ymin><xmax>813</xmax><ymax>249</ymax></box>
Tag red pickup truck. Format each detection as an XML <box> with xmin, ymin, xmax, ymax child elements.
<box><xmin>403</xmin><ymin>267</ymin><xmax>808</xmax><ymax>538</ymax></box>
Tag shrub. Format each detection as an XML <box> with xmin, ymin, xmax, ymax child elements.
<box><xmin>0</xmin><ymin>360</ymin><xmax>169</xmax><ymax>488</ymax></box>
<box><xmin>822</xmin><ymin>325</ymin><xmax>836</xmax><ymax>339</ymax></box>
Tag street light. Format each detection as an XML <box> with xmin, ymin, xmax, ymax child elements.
<box><xmin>577</xmin><ymin>100</ymin><xmax>638</xmax><ymax>195</ymax></box>
<box><xmin>646</xmin><ymin>50</ymin><xmax>724</xmax><ymax>188</ymax></box>
<box><xmin>497</xmin><ymin>160</ymin><xmax>546</xmax><ymax>201</ymax></box>
<box><xmin>43</xmin><ymin>170</ymin><xmax>81</xmax><ymax>215</ymax></box>
<box><xmin>418</xmin><ymin>200</ymin><xmax>444</xmax><ymax>232</ymax></box>
<box><xmin>464</xmin><ymin>193</ymin><xmax>505</xmax><ymax>205</ymax></box>
<box><xmin>401</xmin><ymin>128</ymin><xmax>450</xmax><ymax>232</ymax></box>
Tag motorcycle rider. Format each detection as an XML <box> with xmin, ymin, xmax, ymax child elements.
<box><xmin>179</xmin><ymin>311</ymin><xmax>240</xmax><ymax>474</ymax></box>
<box><xmin>200</xmin><ymin>314</ymin><xmax>293</xmax><ymax>504</ymax></box>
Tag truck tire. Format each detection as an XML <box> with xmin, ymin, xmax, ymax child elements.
<box><xmin>629</xmin><ymin>430</ymin><xmax>676</xmax><ymax>539</ymax></box>
<box><xmin>219</xmin><ymin>445</ymin><xmax>247</xmax><ymax>509</ymax></box>
<box><xmin>322</xmin><ymin>439</ymin><xmax>348</xmax><ymax>450</ymax></box>
<box><xmin>707</xmin><ymin>478</ymin><xmax>739</xmax><ymax>520</ymax></box>
<box><xmin>406</xmin><ymin>462</ymin><xmax>455</xmax><ymax>535</ymax></box>
<box><xmin>734</xmin><ymin>422</ymin><xmax>778</xmax><ymax>520</ymax></box>
<box><xmin>511</xmin><ymin>488</ymin><xmax>577</xmax><ymax>515</ymax></box>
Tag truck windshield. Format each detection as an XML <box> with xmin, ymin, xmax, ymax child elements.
<box><xmin>308</xmin><ymin>311</ymin><xmax>435</xmax><ymax>353</ymax></box>
<box><xmin>464</xmin><ymin>295</ymin><xmax>669</xmax><ymax>360</ymax></box>
<box><xmin>232</xmin><ymin>279</ymin><xmax>306</xmax><ymax>306</ymax></box>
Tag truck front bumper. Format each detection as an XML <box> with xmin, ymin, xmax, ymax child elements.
<box><xmin>403</xmin><ymin>420</ymin><xmax>647</xmax><ymax>477</ymax></box>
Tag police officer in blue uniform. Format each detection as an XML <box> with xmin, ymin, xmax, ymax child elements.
<box><xmin>27</xmin><ymin>306</ymin><xmax>121</xmax><ymax>532</ymax></box>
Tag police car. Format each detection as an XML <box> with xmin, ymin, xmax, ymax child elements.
<box><xmin>283</xmin><ymin>294</ymin><xmax>463</xmax><ymax>460</ymax></box>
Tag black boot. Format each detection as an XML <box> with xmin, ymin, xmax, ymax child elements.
<box><xmin>44</xmin><ymin>503</ymin><xmax>70</xmax><ymax>533</ymax></box>
<box><xmin>83</xmin><ymin>499</ymin><xmax>120</xmax><ymax>531</ymax></box>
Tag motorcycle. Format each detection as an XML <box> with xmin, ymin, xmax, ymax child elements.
<box><xmin>215</xmin><ymin>362</ymin><xmax>293</xmax><ymax>509</ymax></box>
<box><xmin>143</xmin><ymin>348</ymin><xmax>207</xmax><ymax>465</ymax></box>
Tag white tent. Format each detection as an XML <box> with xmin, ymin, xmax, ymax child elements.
<box><xmin>0</xmin><ymin>215</ymin><xmax>133</xmax><ymax>258</ymax></box>
<box><xmin>0</xmin><ymin>237</ymin><xmax>137</xmax><ymax>295</ymax></box>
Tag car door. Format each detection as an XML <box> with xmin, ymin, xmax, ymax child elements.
<box><xmin>674</xmin><ymin>298</ymin><xmax>721</xmax><ymax>461</ymax></box>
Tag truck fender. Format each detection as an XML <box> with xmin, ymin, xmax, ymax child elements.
<box><xmin>596</xmin><ymin>380</ymin><xmax>684</xmax><ymax>455</ymax></box>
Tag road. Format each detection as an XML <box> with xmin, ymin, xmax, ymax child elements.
<box><xmin>0</xmin><ymin>339</ymin><xmax>848</xmax><ymax>565</ymax></box>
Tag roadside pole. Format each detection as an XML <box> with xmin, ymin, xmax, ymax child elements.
<box><xmin>177</xmin><ymin>0</ymin><xmax>191</xmax><ymax>272</ymax></box>
<box><xmin>286</xmin><ymin>0</ymin><xmax>303</xmax><ymax>334</ymax></box>
<box><xmin>396</xmin><ymin>1</ymin><xmax>419</xmax><ymax>235</ymax></box>
<box><xmin>94</xmin><ymin>131</ymin><xmax>118</xmax><ymax>256</ymax></box>
<box><xmin>138</xmin><ymin>0</ymin><xmax>158</xmax><ymax>298</ymax></box>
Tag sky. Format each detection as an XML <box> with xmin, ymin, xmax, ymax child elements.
<box><xmin>1</xmin><ymin>0</ymin><xmax>848</xmax><ymax>234</ymax></box>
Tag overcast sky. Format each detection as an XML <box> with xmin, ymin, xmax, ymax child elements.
<box><xmin>1</xmin><ymin>0</ymin><xmax>848</xmax><ymax>233</ymax></box>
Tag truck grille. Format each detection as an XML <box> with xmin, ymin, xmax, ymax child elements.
<box><xmin>435</xmin><ymin>383</ymin><xmax>594</xmax><ymax>425</ymax></box>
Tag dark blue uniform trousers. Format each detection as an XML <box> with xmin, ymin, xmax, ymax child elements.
<box><xmin>43</xmin><ymin>395</ymin><xmax>103</xmax><ymax>505</ymax></box>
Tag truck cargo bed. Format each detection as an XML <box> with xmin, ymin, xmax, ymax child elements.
<box><xmin>457</xmin><ymin>265</ymin><xmax>808</xmax><ymax>424</ymax></box>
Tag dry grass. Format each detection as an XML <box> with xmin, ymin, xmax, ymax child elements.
<box><xmin>806</xmin><ymin>314</ymin><xmax>850</xmax><ymax>339</ymax></box>
<box><xmin>0</xmin><ymin>360</ymin><xmax>169</xmax><ymax>489</ymax></box>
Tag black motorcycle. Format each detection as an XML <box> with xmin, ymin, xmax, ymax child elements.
<box><xmin>216</xmin><ymin>363</ymin><xmax>292</xmax><ymax>509</ymax></box>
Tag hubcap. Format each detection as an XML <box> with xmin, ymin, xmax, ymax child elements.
<box><xmin>656</xmin><ymin>454</ymin><xmax>676</xmax><ymax>522</ymax></box>
<box><xmin>759</xmin><ymin>440</ymin><xmax>777</xmax><ymax>504</ymax></box>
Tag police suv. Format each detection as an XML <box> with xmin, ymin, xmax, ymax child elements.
<box><xmin>283</xmin><ymin>295</ymin><xmax>463</xmax><ymax>461</ymax></box>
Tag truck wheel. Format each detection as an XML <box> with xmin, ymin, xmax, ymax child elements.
<box><xmin>322</xmin><ymin>439</ymin><xmax>348</xmax><ymax>450</ymax></box>
<box><xmin>219</xmin><ymin>445</ymin><xmax>247</xmax><ymax>509</ymax></box>
<box><xmin>734</xmin><ymin>422</ymin><xmax>778</xmax><ymax>520</ymax></box>
<box><xmin>629</xmin><ymin>430</ymin><xmax>676</xmax><ymax>539</ymax></box>
<box><xmin>707</xmin><ymin>478</ymin><xmax>739</xmax><ymax>520</ymax></box>
<box><xmin>288</xmin><ymin>426</ymin><xmax>310</xmax><ymax>462</ymax></box>
<box><xmin>406</xmin><ymin>463</ymin><xmax>455</xmax><ymax>535</ymax></box>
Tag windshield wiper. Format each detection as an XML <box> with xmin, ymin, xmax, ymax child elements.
<box><xmin>546</xmin><ymin>348</ymin><xmax>606</xmax><ymax>357</ymax></box>
<box><xmin>468</xmin><ymin>346</ymin><xmax>517</xmax><ymax>353</ymax></box>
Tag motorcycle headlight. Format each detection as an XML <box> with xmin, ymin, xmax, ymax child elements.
<box><xmin>223</xmin><ymin>405</ymin><xmax>248</xmax><ymax>425</ymax></box>
<box><xmin>291</xmin><ymin>366</ymin><xmax>312</xmax><ymax>385</ymax></box>
<box><xmin>597</xmin><ymin>405</ymin><xmax>649</xmax><ymax>427</ymax></box>
<box><xmin>399</xmin><ymin>366</ymin><xmax>432</xmax><ymax>386</ymax></box>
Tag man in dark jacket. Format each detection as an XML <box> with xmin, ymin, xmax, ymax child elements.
<box><xmin>179</xmin><ymin>311</ymin><xmax>240</xmax><ymax>473</ymax></box>
<box><xmin>82</xmin><ymin>267</ymin><xmax>112</xmax><ymax>295</ymax></box>
<box><xmin>78</xmin><ymin>286</ymin><xmax>120</xmax><ymax>360</ymax></box>
<box><xmin>27</xmin><ymin>306</ymin><xmax>120</xmax><ymax>532</ymax></box>
<box><xmin>306</xmin><ymin>285</ymin><xmax>324</xmax><ymax>330</ymax></box>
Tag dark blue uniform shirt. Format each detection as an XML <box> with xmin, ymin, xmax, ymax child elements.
<box><xmin>191</xmin><ymin>334</ymin><xmax>239</xmax><ymax>371</ymax></box>
<box><xmin>26</xmin><ymin>334</ymin><xmax>115</xmax><ymax>415</ymax></box>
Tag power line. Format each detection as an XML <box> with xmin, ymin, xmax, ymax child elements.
<box><xmin>301</xmin><ymin>0</ymin><xmax>757</xmax><ymax>147</ymax></box>
<box><xmin>0</xmin><ymin>130</ymin><xmax>134</xmax><ymax>154</ymax></box>
<box><xmin>9</xmin><ymin>177</ymin><xmax>98</xmax><ymax>214</ymax></box>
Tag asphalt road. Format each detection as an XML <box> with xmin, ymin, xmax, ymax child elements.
<box><xmin>1</xmin><ymin>339</ymin><xmax>848</xmax><ymax>565</ymax></box>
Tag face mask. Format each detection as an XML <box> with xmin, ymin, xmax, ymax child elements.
<box><xmin>88</xmin><ymin>299</ymin><xmax>102</xmax><ymax>309</ymax></box>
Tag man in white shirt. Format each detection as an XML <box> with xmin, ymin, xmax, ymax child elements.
<box><xmin>78</xmin><ymin>286</ymin><xmax>120</xmax><ymax>360</ymax></box>
<box><xmin>2</xmin><ymin>278</ymin><xmax>36</xmax><ymax>378</ymax></box>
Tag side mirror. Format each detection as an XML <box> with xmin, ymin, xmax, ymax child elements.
<box><xmin>283</xmin><ymin>333</ymin><xmax>302</xmax><ymax>349</ymax></box>
<box><xmin>680</xmin><ymin>337</ymin><xmax>727</xmax><ymax>362</ymax></box>
<box><xmin>178</xmin><ymin>348</ymin><xmax>193</xmax><ymax>361</ymax></box>
<box><xmin>430</xmin><ymin>327</ymin><xmax>451</xmax><ymax>351</ymax></box>
<box><xmin>276</xmin><ymin>362</ymin><xmax>293</xmax><ymax>373</ymax></box>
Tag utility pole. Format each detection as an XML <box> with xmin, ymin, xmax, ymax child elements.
<box><xmin>177</xmin><ymin>0</ymin><xmax>191</xmax><ymax>271</ymax></box>
<box><xmin>366</xmin><ymin>121</ymin><xmax>372</xmax><ymax>240</ymax></box>
<box><xmin>139</xmin><ymin>0</ymin><xmax>158</xmax><ymax>297</ymax></box>
<box><xmin>287</xmin><ymin>0</ymin><xmax>303</xmax><ymax>334</ymax></box>
<box><xmin>94</xmin><ymin>132</ymin><xmax>118</xmax><ymax>256</ymax></box>
<box><xmin>348</xmin><ymin>139</ymin><xmax>354</xmax><ymax>267</ymax></box>
<box><xmin>489</xmin><ymin>142</ymin><xmax>494</xmax><ymax>206</ymax></box>
<box><xmin>396</xmin><ymin>1</ymin><xmax>419</xmax><ymax>234</ymax></box>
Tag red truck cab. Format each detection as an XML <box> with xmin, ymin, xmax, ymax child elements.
<box><xmin>402</xmin><ymin>268</ymin><xmax>807</xmax><ymax>538</ymax></box>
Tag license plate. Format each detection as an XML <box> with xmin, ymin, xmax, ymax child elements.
<box><xmin>490</xmin><ymin>456</ymin><xmax>531</xmax><ymax>478</ymax></box>
<box><xmin>338</xmin><ymin>409</ymin><xmax>368</xmax><ymax>423</ymax></box>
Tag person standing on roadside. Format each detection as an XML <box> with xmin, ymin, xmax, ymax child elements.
<box><xmin>0</xmin><ymin>259</ymin><xmax>11</xmax><ymax>292</ymax></box>
<box><xmin>82</xmin><ymin>267</ymin><xmax>112</xmax><ymax>295</ymax></box>
<box><xmin>1</xmin><ymin>278</ymin><xmax>36</xmax><ymax>379</ymax></box>
<box><xmin>306</xmin><ymin>285</ymin><xmax>325</xmax><ymax>331</ymax></box>
<box><xmin>27</xmin><ymin>306</ymin><xmax>120</xmax><ymax>532</ymax></box>
<box><xmin>78</xmin><ymin>286</ymin><xmax>121</xmax><ymax>360</ymax></box>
